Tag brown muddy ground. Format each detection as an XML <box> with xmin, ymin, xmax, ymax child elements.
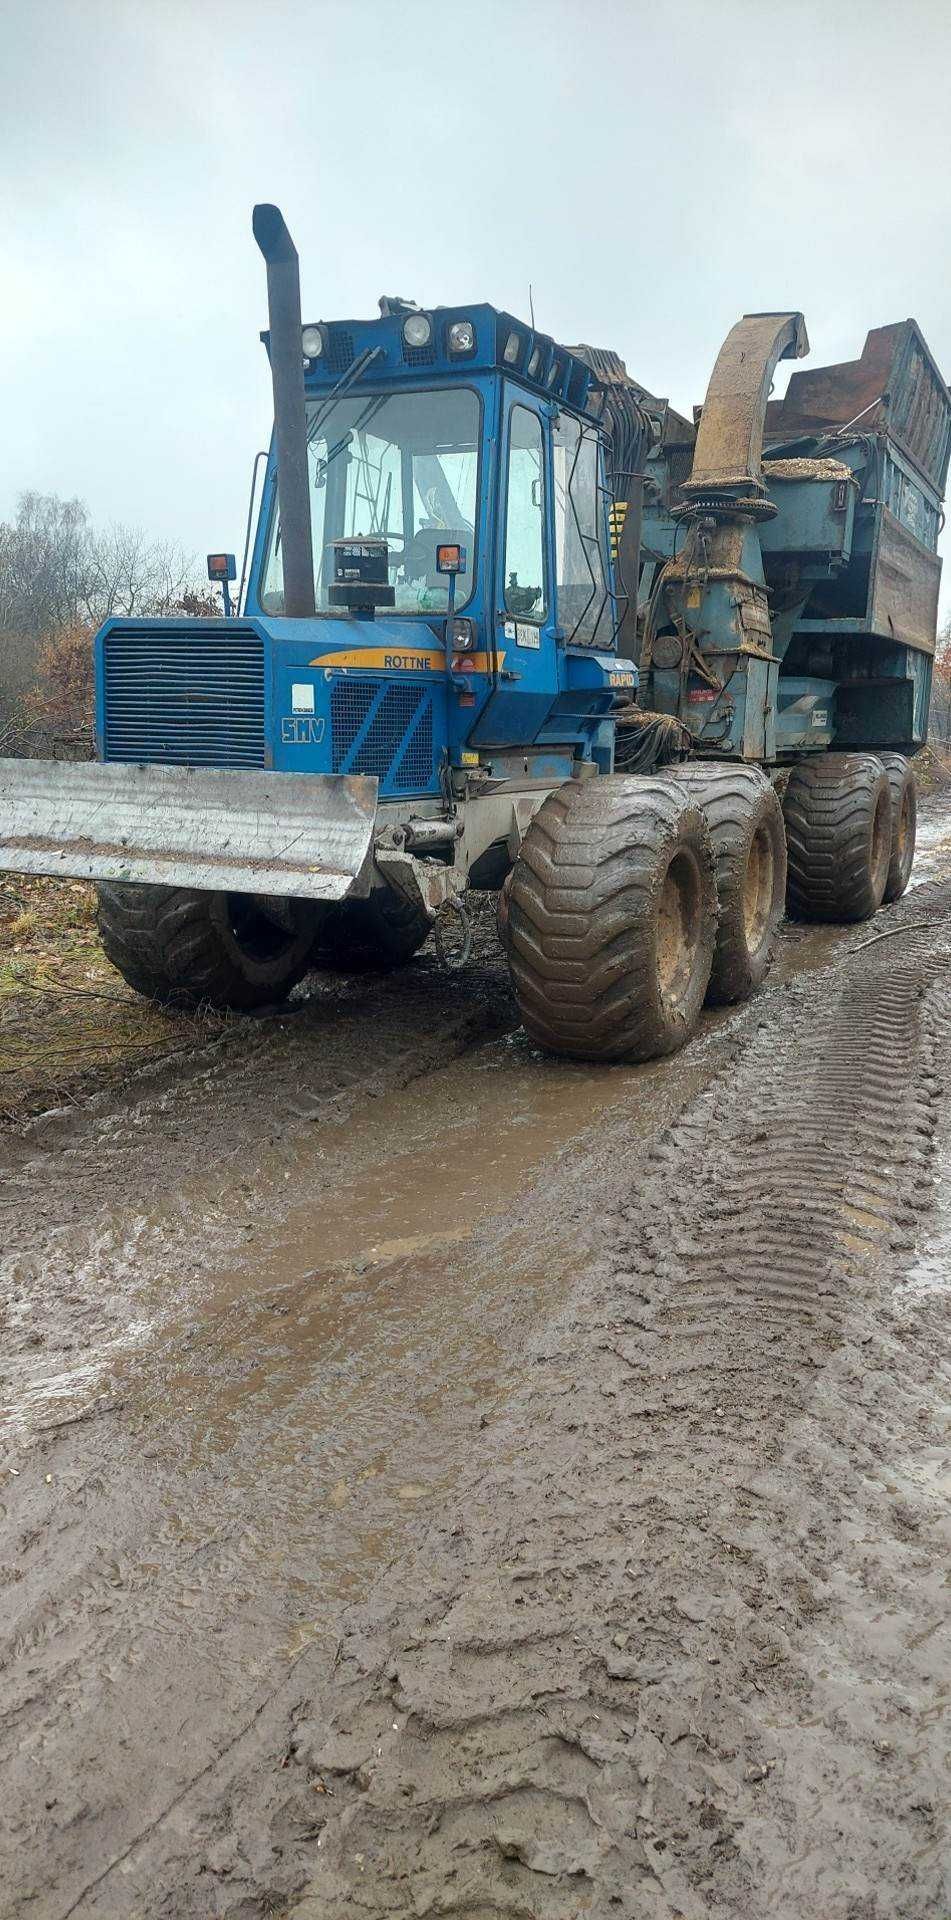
<box><xmin>1</xmin><ymin>803</ymin><xmax>950</xmax><ymax>1920</ymax></box>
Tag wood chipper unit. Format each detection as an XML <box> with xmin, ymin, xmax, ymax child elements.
<box><xmin>1</xmin><ymin>207</ymin><xmax>948</xmax><ymax>1060</ymax></box>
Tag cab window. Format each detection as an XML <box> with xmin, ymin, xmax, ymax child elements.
<box><xmin>503</xmin><ymin>405</ymin><xmax>546</xmax><ymax>622</ymax></box>
<box><xmin>260</xmin><ymin>386</ymin><xmax>479</xmax><ymax>615</ymax></box>
<box><xmin>552</xmin><ymin>414</ymin><xmax>612</xmax><ymax>645</ymax></box>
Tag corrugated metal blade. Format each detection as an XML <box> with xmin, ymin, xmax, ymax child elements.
<box><xmin>0</xmin><ymin>758</ymin><xmax>378</xmax><ymax>900</ymax></box>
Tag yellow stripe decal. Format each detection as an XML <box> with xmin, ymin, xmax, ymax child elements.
<box><xmin>307</xmin><ymin>648</ymin><xmax>503</xmax><ymax>674</ymax></box>
<box><xmin>308</xmin><ymin>646</ymin><xmax>446</xmax><ymax>671</ymax></box>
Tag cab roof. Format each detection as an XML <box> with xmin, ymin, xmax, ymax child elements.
<box><xmin>261</xmin><ymin>301</ymin><xmax>602</xmax><ymax>419</ymax></box>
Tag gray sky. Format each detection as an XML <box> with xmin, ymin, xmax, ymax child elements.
<box><xmin>3</xmin><ymin>0</ymin><xmax>951</xmax><ymax>608</ymax></box>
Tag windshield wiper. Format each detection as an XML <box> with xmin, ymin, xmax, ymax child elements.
<box><xmin>305</xmin><ymin>347</ymin><xmax>383</xmax><ymax>448</ymax></box>
<box><xmin>313</xmin><ymin>394</ymin><xmax>389</xmax><ymax>486</ymax></box>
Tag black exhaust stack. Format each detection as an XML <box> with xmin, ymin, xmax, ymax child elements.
<box><xmin>252</xmin><ymin>204</ymin><xmax>316</xmax><ymax>618</ymax></box>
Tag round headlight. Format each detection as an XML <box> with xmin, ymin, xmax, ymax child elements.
<box><xmin>448</xmin><ymin>319</ymin><xmax>475</xmax><ymax>354</ymax></box>
<box><xmin>503</xmin><ymin>330</ymin><xmax>521</xmax><ymax>366</ymax></box>
<box><xmin>301</xmin><ymin>324</ymin><xmax>324</xmax><ymax>358</ymax></box>
<box><xmin>402</xmin><ymin>312</ymin><xmax>432</xmax><ymax>348</ymax></box>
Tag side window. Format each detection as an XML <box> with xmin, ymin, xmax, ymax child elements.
<box><xmin>503</xmin><ymin>405</ymin><xmax>546</xmax><ymax>621</ymax></box>
<box><xmin>552</xmin><ymin>414</ymin><xmax>612</xmax><ymax>646</ymax></box>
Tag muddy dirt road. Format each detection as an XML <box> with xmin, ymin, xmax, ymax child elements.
<box><xmin>2</xmin><ymin>800</ymin><xmax>951</xmax><ymax>1919</ymax></box>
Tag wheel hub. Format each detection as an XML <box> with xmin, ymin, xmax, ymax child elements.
<box><xmin>657</xmin><ymin>850</ymin><xmax>704</xmax><ymax>1008</ymax></box>
<box><xmin>743</xmin><ymin>824</ymin><xmax>775</xmax><ymax>955</ymax></box>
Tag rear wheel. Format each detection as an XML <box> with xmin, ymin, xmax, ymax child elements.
<box><xmin>96</xmin><ymin>884</ymin><xmax>318</xmax><ymax>1009</ymax></box>
<box><xmin>877</xmin><ymin>752</ymin><xmax>917</xmax><ymax>901</ymax></box>
<box><xmin>313</xmin><ymin>887</ymin><xmax>431</xmax><ymax>971</ymax></box>
<box><xmin>783</xmin><ymin>752</ymin><xmax>891</xmax><ymax>922</ymax></box>
<box><xmin>662</xmin><ymin>763</ymin><xmax>787</xmax><ymax>1004</ymax></box>
<box><xmin>501</xmin><ymin>775</ymin><xmax>717</xmax><ymax>1062</ymax></box>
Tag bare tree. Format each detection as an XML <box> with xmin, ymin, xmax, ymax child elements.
<box><xmin>78</xmin><ymin>522</ymin><xmax>195</xmax><ymax>623</ymax></box>
<box><xmin>0</xmin><ymin>493</ymin><xmax>93</xmax><ymax>689</ymax></box>
<box><xmin>930</xmin><ymin>615</ymin><xmax>951</xmax><ymax>745</ymax></box>
<box><xmin>0</xmin><ymin>490</ymin><xmax>216</xmax><ymax>742</ymax></box>
<box><xmin>0</xmin><ymin>491</ymin><xmax>210</xmax><ymax>715</ymax></box>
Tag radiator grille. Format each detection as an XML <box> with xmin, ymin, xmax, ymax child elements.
<box><xmin>330</xmin><ymin>680</ymin><xmax>435</xmax><ymax>792</ymax></box>
<box><xmin>392</xmin><ymin>697</ymin><xmax>433</xmax><ymax>790</ymax></box>
<box><xmin>102</xmin><ymin>625</ymin><xmax>266</xmax><ymax>768</ymax></box>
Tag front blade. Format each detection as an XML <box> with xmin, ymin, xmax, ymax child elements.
<box><xmin>0</xmin><ymin>758</ymin><xmax>377</xmax><ymax>900</ymax></box>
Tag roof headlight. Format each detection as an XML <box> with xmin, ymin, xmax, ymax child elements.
<box><xmin>503</xmin><ymin>329</ymin><xmax>521</xmax><ymax>365</ymax></box>
<box><xmin>527</xmin><ymin>346</ymin><xmax>541</xmax><ymax>378</ymax></box>
<box><xmin>448</xmin><ymin>318</ymin><xmax>476</xmax><ymax>355</ymax></box>
<box><xmin>301</xmin><ymin>324</ymin><xmax>324</xmax><ymax>358</ymax></box>
<box><xmin>402</xmin><ymin>312</ymin><xmax>433</xmax><ymax>348</ymax></box>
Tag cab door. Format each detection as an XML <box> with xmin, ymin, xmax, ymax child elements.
<box><xmin>468</xmin><ymin>384</ymin><xmax>558</xmax><ymax>747</ymax></box>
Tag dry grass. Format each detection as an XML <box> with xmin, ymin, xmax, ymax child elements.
<box><xmin>916</xmin><ymin>742</ymin><xmax>951</xmax><ymax>794</ymax></box>
<box><xmin>0</xmin><ymin>875</ymin><xmax>230</xmax><ymax>1127</ymax></box>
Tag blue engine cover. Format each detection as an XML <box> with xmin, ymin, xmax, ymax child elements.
<box><xmin>95</xmin><ymin>614</ymin><xmax>449</xmax><ymax>797</ymax></box>
<box><xmin>95</xmin><ymin>616</ymin><xmax>636</xmax><ymax>795</ymax></box>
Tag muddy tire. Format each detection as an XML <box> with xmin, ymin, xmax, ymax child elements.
<box><xmin>783</xmin><ymin>752</ymin><xmax>891</xmax><ymax>923</ymax></box>
<box><xmin>502</xmin><ymin>775</ymin><xmax>717</xmax><ymax>1062</ymax></box>
<box><xmin>662</xmin><ymin>762</ymin><xmax>787</xmax><ymax>1004</ymax></box>
<box><xmin>877</xmin><ymin>752</ymin><xmax>917</xmax><ymax>902</ymax></box>
<box><xmin>496</xmin><ymin>870</ymin><xmax>514</xmax><ymax>946</ymax></box>
<box><xmin>313</xmin><ymin>887</ymin><xmax>431</xmax><ymax>971</ymax></box>
<box><xmin>96</xmin><ymin>884</ymin><xmax>318</xmax><ymax>1010</ymax></box>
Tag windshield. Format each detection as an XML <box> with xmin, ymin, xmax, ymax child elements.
<box><xmin>260</xmin><ymin>386</ymin><xmax>480</xmax><ymax>616</ymax></box>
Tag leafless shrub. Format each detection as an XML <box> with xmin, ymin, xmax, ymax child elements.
<box><xmin>0</xmin><ymin>490</ymin><xmax>217</xmax><ymax>718</ymax></box>
<box><xmin>21</xmin><ymin>622</ymin><xmax>96</xmax><ymax>757</ymax></box>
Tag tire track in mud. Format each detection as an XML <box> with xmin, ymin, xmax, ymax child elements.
<box><xmin>279</xmin><ymin>895</ymin><xmax>951</xmax><ymax>1920</ymax></box>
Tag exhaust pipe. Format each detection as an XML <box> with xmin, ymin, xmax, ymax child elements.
<box><xmin>252</xmin><ymin>204</ymin><xmax>316</xmax><ymax>618</ymax></box>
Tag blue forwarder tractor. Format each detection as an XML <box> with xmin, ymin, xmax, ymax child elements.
<box><xmin>2</xmin><ymin>208</ymin><xmax>949</xmax><ymax>1060</ymax></box>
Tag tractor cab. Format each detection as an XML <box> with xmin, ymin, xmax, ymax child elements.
<box><xmin>242</xmin><ymin>299</ymin><xmax>633</xmax><ymax>783</ymax></box>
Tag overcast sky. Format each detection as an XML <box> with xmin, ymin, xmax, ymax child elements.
<box><xmin>3</xmin><ymin>0</ymin><xmax>950</xmax><ymax>606</ymax></box>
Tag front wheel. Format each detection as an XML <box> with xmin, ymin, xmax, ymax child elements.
<box><xmin>501</xmin><ymin>775</ymin><xmax>717</xmax><ymax>1062</ymax></box>
<box><xmin>96</xmin><ymin>885</ymin><xmax>318</xmax><ymax>1009</ymax></box>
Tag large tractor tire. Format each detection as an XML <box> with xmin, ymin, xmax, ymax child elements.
<box><xmin>877</xmin><ymin>752</ymin><xmax>917</xmax><ymax>902</ymax></box>
<box><xmin>313</xmin><ymin>887</ymin><xmax>431</xmax><ymax>971</ymax></box>
<box><xmin>96</xmin><ymin>884</ymin><xmax>317</xmax><ymax>1010</ymax></box>
<box><xmin>501</xmin><ymin>775</ymin><xmax>718</xmax><ymax>1062</ymax></box>
<box><xmin>661</xmin><ymin>762</ymin><xmax>787</xmax><ymax>1004</ymax></box>
<box><xmin>783</xmin><ymin>753</ymin><xmax>891</xmax><ymax>923</ymax></box>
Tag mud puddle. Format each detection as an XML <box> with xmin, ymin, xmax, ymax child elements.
<box><xmin>0</xmin><ymin>984</ymin><xmax>754</xmax><ymax>1920</ymax></box>
<box><xmin>285</xmin><ymin>872</ymin><xmax>951</xmax><ymax>1920</ymax></box>
<box><xmin>4</xmin><ymin>797</ymin><xmax>951</xmax><ymax>1920</ymax></box>
<box><xmin>106</xmin><ymin>1024</ymin><xmax>737</xmax><ymax>1655</ymax></box>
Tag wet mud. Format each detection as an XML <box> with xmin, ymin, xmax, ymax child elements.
<box><xmin>2</xmin><ymin>806</ymin><xmax>951</xmax><ymax>1918</ymax></box>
